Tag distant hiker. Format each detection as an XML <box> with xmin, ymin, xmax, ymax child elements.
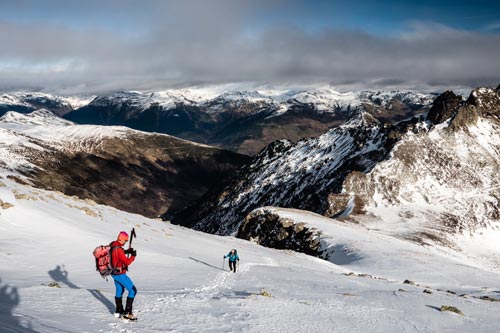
<box><xmin>110</xmin><ymin>231</ymin><xmax>138</xmax><ymax>321</ymax></box>
<box><xmin>224</xmin><ymin>249</ymin><xmax>240</xmax><ymax>273</ymax></box>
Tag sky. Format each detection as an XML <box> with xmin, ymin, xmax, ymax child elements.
<box><xmin>0</xmin><ymin>0</ymin><xmax>499</xmax><ymax>94</ymax></box>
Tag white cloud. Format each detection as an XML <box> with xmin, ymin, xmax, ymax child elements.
<box><xmin>0</xmin><ymin>2</ymin><xmax>499</xmax><ymax>94</ymax></box>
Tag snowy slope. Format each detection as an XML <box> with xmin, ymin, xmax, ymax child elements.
<box><xmin>0</xmin><ymin>110</ymin><xmax>138</xmax><ymax>173</ymax></box>
<box><xmin>1</xmin><ymin>179</ymin><xmax>500</xmax><ymax>332</ymax></box>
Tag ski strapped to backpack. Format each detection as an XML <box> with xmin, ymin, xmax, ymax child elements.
<box><xmin>93</xmin><ymin>244</ymin><xmax>120</xmax><ymax>279</ymax></box>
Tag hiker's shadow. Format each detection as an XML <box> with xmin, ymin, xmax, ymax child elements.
<box><xmin>189</xmin><ymin>257</ymin><xmax>225</xmax><ymax>271</ymax></box>
<box><xmin>88</xmin><ymin>289</ymin><xmax>115</xmax><ymax>314</ymax></box>
<box><xmin>0</xmin><ymin>277</ymin><xmax>38</xmax><ymax>332</ymax></box>
<box><xmin>48</xmin><ymin>265</ymin><xmax>114</xmax><ymax>314</ymax></box>
<box><xmin>48</xmin><ymin>265</ymin><xmax>79</xmax><ymax>289</ymax></box>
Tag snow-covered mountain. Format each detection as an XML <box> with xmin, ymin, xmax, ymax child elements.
<box><xmin>66</xmin><ymin>87</ymin><xmax>434</xmax><ymax>116</ymax></box>
<box><xmin>172</xmin><ymin>85</ymin><xmax>500</xmax><ymax>255</ymax></box>
<box><xmin>62</xmin><ymin>87</ymin><xmax>434</xmax><ymax>154</ymax></box>
<box><xmin>0</xmin><ymin>87</ymin><xmax>435</xmax><ymax>155</ymax></box>
<box><xmin>0</xmin><ymin>86</ymin><xmax>499</xmax><ymax>332</ymax></box>
<box><xmin>0</xmin><ymin>92</ymin><xmax>92</xmax><ymax>117</ymax></box>
<box><xmin>0</xmin><ymin>109</ymin><xmax>249</xmax><ymax>218</ymax></box>
<box><xmin>2</xmin><ymin>173</ymin><xmax>500</xmax><ymax>332</ymax></box>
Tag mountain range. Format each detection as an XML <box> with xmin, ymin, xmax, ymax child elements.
<box><xmin>1</xmin><ymin>84</ymin><xmax>498</xmax><ymax>258</ymax></box>
<box><xmin>171</xmin><ymin>85</ymin><xmax>500</xmax><ymax>255</ymax></box>
<box><xmin>1</xmin><ymin>84</ymin><xmax>500</xmax><ymax>332</ymax></box>
<box><xmin>2</xmin><ymin>87</ymin><xmax>435</xmax><ymax>155</ymax></box>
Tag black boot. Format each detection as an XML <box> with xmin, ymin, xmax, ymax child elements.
<box><xmin>122</xmin><ymin>297</ymin><xmax>137</xmax><ymax>321</ymax></box>
<box><xmin>114</xmin><ymin>297</ymin><xmax>124</xmax><ymax>317</ymax></box>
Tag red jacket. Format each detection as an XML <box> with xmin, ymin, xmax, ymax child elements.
<box><xmin>110</xmin><ymin>240</ymin><xmax>135</xmax><ymax>275</ymax></box>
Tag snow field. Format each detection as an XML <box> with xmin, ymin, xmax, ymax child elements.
<box><xmin>1</xmin><ymin>180</ymin><xmax>500</xmax><ymax>332</ymax></box>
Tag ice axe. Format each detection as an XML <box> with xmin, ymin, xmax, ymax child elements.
<box><xmin>127</xmin><ymin>227</ymin><xmax>137</xmax><ymax>258</ymax></box>
<box><xmin>129</xmin><ymin>227</ymin><xmax>136</xmax><ymax>248</ymax></box>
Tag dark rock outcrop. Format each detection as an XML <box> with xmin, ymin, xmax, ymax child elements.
<box><xmin>237</xmin><ymin>208</ymin><xmax>322</xmax><ymax>257</ymax></box>
<box><xmin>426</xmin><ymin>91</ymin><xmax>463</xmax><ymax>125</ymax></box>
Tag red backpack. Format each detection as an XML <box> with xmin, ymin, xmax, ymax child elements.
<box><xmin>93</xmin><ymin>245</ymin><xmax>119</xmax><ymax>279</ymax></box>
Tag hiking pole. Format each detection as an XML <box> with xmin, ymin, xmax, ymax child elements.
<box><xmin>222</xmin><ymin>257</ymin><xmax>225</xmax><ymax>271</ymax></box>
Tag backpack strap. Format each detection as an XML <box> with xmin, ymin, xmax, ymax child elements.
<box><xmin>109</xmin><ymin>246</ymin><xmax>122</xmax><ymax>274</ymax></box>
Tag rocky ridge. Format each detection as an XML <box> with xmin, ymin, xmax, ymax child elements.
<box><xmin>0</xmin><ymin>110</ymin><xmax>249</xmax><ymax>217</ymax></box>
<box><xmin>172</xmin><ymin>85</ymin><xmax>500</xmax><ymax>251</ymax></box>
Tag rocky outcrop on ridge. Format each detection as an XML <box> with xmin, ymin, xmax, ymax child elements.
<box><xmin>238</xmin><ymin>207</ymin><xmax>323</xmax><ymax>257</ymax></box>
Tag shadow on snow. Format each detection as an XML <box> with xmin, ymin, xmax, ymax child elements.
<box><xmin>48</xmin><ymin>264</ymin><xmax>115</xmax><ymax>314</ymax></box>
<box><xmin>0</xmin><ymin>277</ymin><xmax>38</xmax><ymax>332</ymax></box>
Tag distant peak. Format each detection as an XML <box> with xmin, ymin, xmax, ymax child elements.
<box><xmin>0</xmin><ymin>109</ymin><xmax>74</xmax><ymax>126</ymax></box>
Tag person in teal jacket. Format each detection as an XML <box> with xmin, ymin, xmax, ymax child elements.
<box><xmin>224</xmin><ymin>249</ymin><xmax>240</xmax><ymax>273</ymax></box>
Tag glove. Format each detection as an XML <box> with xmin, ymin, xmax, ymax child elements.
<box><xmin>125</xmin><ymin>248</ymin><xmax>137</xmax><ymax>256</ymax></box>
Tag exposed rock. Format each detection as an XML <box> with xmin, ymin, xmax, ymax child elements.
<box><xmin>423</xmin><ymin>289</ymin><xmax>433</xmax><ymax>294</ymax></box>
<box><xmin>448</xmin><ymin>105</ymin><xmax>480</xmax><ymax>131</ymax></box>
<box><xmin>325</xmin><ymin>193</ymin><xmax>352</xmax><ymax>217</ymax></box>
<box><xmin>259</xmin><ymin>290</ymin><xmax>272</xmax><ymax>297</ymax></box>
<box><xmin>0</xmin><ymin>200</ymin><xmax>14</xmax><ymax>209</ymax></box>
<box><xmin>426</xmin><ymin>91</ymin><xmax>463</xmax><ymax>125</ymax></box>
<box><xmin>403</xmin><ymin>280</ymin><xmax>416</xmax><ymax>285</ymax></box>
<box><xmin>466</xmin><ymin>87</ymin><xmax>500</xmax><ymax>118</ymax></box>
<box><xmin>479</xmin><ymin>296</ymin><xmax>500</xmax><ymax>302</ymax></box>
<box><xmin>341</xmin><ymin>293</ymin><xmax>356</xmax><ymax>296</ymax></box>
<box><xmin>440</xmin><ymin>305</ymin><xmax>464</xmax><ymax>316</ymax></box>
<box><xmin>237</xmin><ymin>208</ymin><xmax>323</xmax><ymax>258</ymax></box>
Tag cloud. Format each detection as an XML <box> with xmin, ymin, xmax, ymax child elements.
<box><xmin>483</xmin><ymin>21</ymin><xmax>500</xmax><ymax>32</ymax></box>
<box><xmin>0</xmin><ymin>1</ymin><xmax>499</xmax><ymax>94</ymax></box>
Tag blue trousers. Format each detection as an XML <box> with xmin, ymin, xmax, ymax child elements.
<box><xmin>112</xmin><ymin>274</ymin><xmax>137</xmax><ymax>298</ymax></box>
